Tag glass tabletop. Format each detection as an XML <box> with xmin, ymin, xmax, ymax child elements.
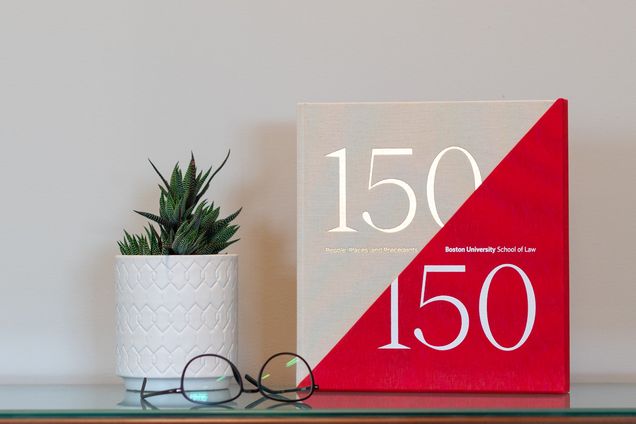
<box><xmin>0</xmin><ymin>383</ymin><xmax>636</xmax><ymax>419</ymax></box>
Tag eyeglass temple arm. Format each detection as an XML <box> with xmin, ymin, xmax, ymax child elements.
<box><xmin>140</xmin><ymin>378</ymin><xmax>182</xmax><ymax>399</ymax></box>
<box><xmin>261</xmin><ymin>386</ymin><xmax>317</xmax><ymax>394</ymax></box>
<box><xmin>141</xmin><ymin>388</ymin><xmax>181</xmax><ymax>399</ymax></box>
<box><xmin>244</xmin><ymin>374</ymin><xmax>319</xmax><ymax>395</ymax></box>
<box><xmin>242</xmin><ymin>374</ymin><xmax>261</xmax><ymax>393</ymax></box>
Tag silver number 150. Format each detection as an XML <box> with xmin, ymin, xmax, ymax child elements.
<box><xmin>326</xmin><ymin>147</ymin><xmax>482</xmax><ymax>232</ymax></box>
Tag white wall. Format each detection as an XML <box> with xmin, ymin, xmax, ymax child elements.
<box><xmin>0</xmin><ymin>0</ymin><xmax>634</xmax><ymax>384</ymax></box>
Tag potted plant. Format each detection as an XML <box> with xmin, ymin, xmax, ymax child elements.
<box><xmin>115</xmin><ymin>152</ymin><xmax>241</xmax><ymax>391</ymax></box>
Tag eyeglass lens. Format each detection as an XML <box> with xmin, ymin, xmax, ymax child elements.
<box><xmin>260</xmin><ymin>353</ymin><xmax>313</xmax><ymax>401</ymax></box>
<box><xmin>182</xmin><ymin>355</ymin><xmax>241</xmax><ymax>404</ymax></box>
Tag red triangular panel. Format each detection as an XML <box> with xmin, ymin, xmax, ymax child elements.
<box><xmin>304</xmin><ymin>99</ymin><xmax>569</xmax><ymax>393</ymax></box>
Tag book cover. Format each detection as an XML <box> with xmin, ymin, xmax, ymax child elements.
<box><xmin>297</xmin><ymin>100</ymin><xmax>569</xmax><ymax>392</ymax></box>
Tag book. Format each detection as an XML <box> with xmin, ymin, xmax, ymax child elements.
<box><xmin>297</xmin><ymin>100</ymin><xmax>569</xmax><ymax>392</ymax></box>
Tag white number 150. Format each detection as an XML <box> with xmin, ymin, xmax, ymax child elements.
<box><xmin>379</xmin><ymin>264</ymin><xmax>536</xmax><ymax>352</ymax></box>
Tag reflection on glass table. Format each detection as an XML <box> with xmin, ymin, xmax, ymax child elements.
<box><xmin>1</xmin><ymin>384</ymin><xmax>636</xmax><ymax>416</ymax></box>
<box><xmin>138</xmin><ymin>394</ymin><xmax>312</xmax><ymax>411</ymax></box>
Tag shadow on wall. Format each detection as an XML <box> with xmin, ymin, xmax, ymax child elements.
<box><xmin>233</xmin><ymin>122</ymin><xmax>298</xmax><ymax>369</ymax></box>
<box><xmin>85</xmin><ymin>247</ymin><xmax>118</xmax><ymax>382</ymax></box>
<box><xmin>569</xmin><ymin>135</ymin><xmax>636</xmax><ymax>382</ymax></box>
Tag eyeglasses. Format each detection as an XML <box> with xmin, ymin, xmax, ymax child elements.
<box><xmin>140</xmin><ymin>352</ymin><xmax>318</xmax><ymax>406</ymax></box>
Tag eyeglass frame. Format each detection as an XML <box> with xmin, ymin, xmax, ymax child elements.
<box><xmin>140</xmin><ymin>351</ymin><xmax>319</xmax><ymax>406</ymax></box>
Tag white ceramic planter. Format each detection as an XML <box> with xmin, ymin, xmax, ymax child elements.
<box><xmin>115</xmin><ymin>254</ymin><xmax>238</xmax><ymax>391</ymax></box>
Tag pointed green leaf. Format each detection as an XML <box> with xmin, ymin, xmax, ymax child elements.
<box><xmin>148</xmin><ymin>159</ymin><xmax>170</xmax><ymax>191</ymax></box>
<box><xmin>134</xmin><ymin>210</ymin><xmax>172</xmax><ymax>228</ymax></box>
<box><xmin>195</xmin><ymin>150</ymin><xmax>230</xmax><ymax>203</ymax></box>
<box><xmin>212</xmin><ymin>207</ymin><xmax>242</xmax><ymax>232</ymax></box>
<box><xmin>170</xmin><ymin>163</ymin><xmax>184</xmax><ymax>197</ymax></box>
<box><xmin>183</xmin><ymin>153</ymin><xmax>198</xmax><ymax>207</ymax></box>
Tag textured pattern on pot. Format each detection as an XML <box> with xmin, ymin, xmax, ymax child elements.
<box><xmin>116</xmin><ymin>254</ymin><xmax>238</xmax><ymax>391</ymax></box>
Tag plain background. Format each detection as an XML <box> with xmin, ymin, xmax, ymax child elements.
<box><xmin>0</xmin><ymin>0</ymin><xmax>634</xmax><ymax>384</ymax></box>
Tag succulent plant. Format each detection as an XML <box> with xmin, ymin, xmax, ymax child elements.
<box><xmin>118</xmin><ymin>152</ymin><xmax>241</xmax><ymax>255</ymax></box>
